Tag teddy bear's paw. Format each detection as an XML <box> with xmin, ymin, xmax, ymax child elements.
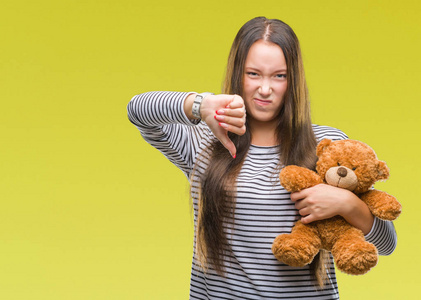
<box><xmin>272</xmin><ymin>234</ymin><xmax>318</xmax><ymax>267</ymax></box>
<box><xmin>375</xmin><ymin>208</ymin><xmax>401</xmax><ymax>221</ymax></box>
<box><xmin>333</xmin><ymin>241</ymin><xmax>378</xmax><ymax>275</ymax></box>
<box><xmin>371</xmin><ymin>200</ymin><xmax>402</xmax><ymax>221</ymax></box>
<box><xmin>279</xmin><ymin>166</ymin><xmax>322</xmax><ymax>192</ymax></box>
<box><xmin>361</xmin><ymin>191</ymin><xmax>401</xmax><ymax>221</ymax></box>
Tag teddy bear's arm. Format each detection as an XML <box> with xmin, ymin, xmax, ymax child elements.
<box><xmin>279</xmin><ymin>165</ymin><xmax>323</xmax><ymax>193</ymax></box>
<box><xmin>359</xmin><ymin>190</ymin><xmax>402</xmax><ymax>221</ymax></box>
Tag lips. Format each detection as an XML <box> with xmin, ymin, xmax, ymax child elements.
<box><xmin>254</xmin><ymin>98</ymin><xmax>272</xmax><ymax>106</ymax></box>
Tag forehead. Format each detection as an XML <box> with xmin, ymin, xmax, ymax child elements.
<box><xmin>245</xmin><ymin>40</ymin><xmax>286</xmax><ymax>70</ymax></box>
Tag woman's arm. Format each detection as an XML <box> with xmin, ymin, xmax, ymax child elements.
<box><xmin>127</xmin><ymin>91</ymin><xmax>207</xmax><ymax>176</ymax></box>
<box><xmin>127</xmin><ymin>91</ymin><xmax>246</xmax><ymax>173</ymax></box>
<box><xmin>291</xmin><ymin>184</ymin><xmax>397</xmax><ymax>255</ymax></box>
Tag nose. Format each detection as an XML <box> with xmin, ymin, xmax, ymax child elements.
<box><xmin>259</xmin><ymin>79</ymin><xmax>272</xmax><ymax>96</ymax></box>
<box><xmin>337</xmin><ymin>167</ymin><xmax>348</xmax><ymax>177</ymax></box>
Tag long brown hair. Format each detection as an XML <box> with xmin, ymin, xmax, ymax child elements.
<box><xmin>195</xmin><ymin>17</ymin><xmax>328</xmax><ymax>287</ymax></box>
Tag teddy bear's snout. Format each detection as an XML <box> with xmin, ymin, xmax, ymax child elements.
<box><xmin>325</xmin><ymin>166</ymin><xmax>358</xmax><ymax>191</ymax></box>
<box><xmin>337</xmin><ymin>167</ymin><xmax>348</xmax><ymax>178</ymax></box>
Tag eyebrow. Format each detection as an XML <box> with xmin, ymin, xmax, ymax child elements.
<box><xmin>245</xmin><ymin>67</ymin><xmax>287</xmax><ymax>72</ymax></box>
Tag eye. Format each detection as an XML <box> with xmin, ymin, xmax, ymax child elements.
<box><xmin>352</xmin><ymin>167</ymin><xmax>357</xmax><ymax>171</ymax></box>
<box><xmin>275</xmin><ymin>74</ymin><xmax>287</xmax><ymax>79</ymax></box>
<box><xmin>337</xmin><ymin>162</ymin><xmax>341</xmax><ymax>166</ymax></box>
<box><xmin>246</xmin><ymin>72</ymin><xmax>259</xmax><ymax>77</ymax></box>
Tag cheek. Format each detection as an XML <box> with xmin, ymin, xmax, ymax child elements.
<box><xmin>243</xmin><ymin>82</ymin><xmax>259</xmax><ymax>105</ymax></box>
<box><xmin>274</xmin><ymin>82</ymin><xmax>288</xmax><ymax>96</ymax></box>
<box><xmin>242</xmin><ymin>82</ymin><xmax>252</xmax><ymax>109</ymax></box>
<box><xmin>243</xmin><ymin>79</ymin><xmax>256</xmax><ymax>94</ymax></box>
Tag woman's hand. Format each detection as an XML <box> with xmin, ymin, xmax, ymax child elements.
<box><xmin>290</xmin><ymin>184</ymin><xmax>374</xmax><ymax>234</ymax></box>
<box><xmin>185</xmin><ymin>93</ymin><xmax>246</xmax><ymax>158</ymax></box>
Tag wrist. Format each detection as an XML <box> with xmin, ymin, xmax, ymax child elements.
<box><xmin>338</xmin><ymin>190</ymin><xmax>357</xmax><ymax>217</ymax></box>
<box><xmin>192</xmin><ymin>92</ymin><xmax>214</xmax><ymax>119</ymax></box>
<box><xmin>340</xmin><ymin>192</ymin><xmax>374</xmax><ymax>234</ymax></box>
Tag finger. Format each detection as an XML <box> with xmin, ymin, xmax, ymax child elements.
<box><xmin>201</xmin><ymin>94</ymin><xmax>236</xmax><ymax>118</ymax></box>
<box><xmin>294</xmin><ymin>200</ymin><xmax>305</xmax><ymax>210</ymax></box>
<box><xmin>298</xmin><ymin>207</ymin><xmax>310</xmax><ymax>217</ymax></box>
<box><xmin>229</xmin><ymin>102</ymin><xmax>244</xmax><ymax>109</ymax></box>
<box><xmin>219</xmin><ymin>122</ymin><xmax>246</xmax><ymax>136</ymax></box>
<box><xmin>216</xmin><ymin>107</ymin><xmax>245</xmax><ymax>118</ymax></box>
<box><xmin>290</xmin><ymin>191</ymin><xmax>305</xmax><ymax>202</ymax></box>
<box><xmin>301</xmin><ymin>215</ymin><xmax>315</xmax><ymax>224</ymax></box>
<box><xmin>214</xmin><ymin>114</ymin><xmax>245</xmax><ymax>127</ymax></box>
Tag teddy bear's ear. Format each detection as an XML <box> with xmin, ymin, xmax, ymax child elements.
<box><xmin>377</xmin><ymin>160</ymin><xmax>390</xmax><ymax>180</ymax></box>
<box><xmin>316</xmin><ymin>139</ymin><xmax>332</xmax><ymax>157</ymax></box>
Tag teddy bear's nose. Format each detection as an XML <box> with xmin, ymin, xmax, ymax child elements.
<box><xmin>337</xmin><ymin>167</ymin><xmax>348</xmax><ymax>177</ymax></box>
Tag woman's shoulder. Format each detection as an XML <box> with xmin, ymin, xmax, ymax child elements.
<box><xmin>312</xmin><ymin>124</ymin><xmax>348</xmax><ymax>142</ymax></box>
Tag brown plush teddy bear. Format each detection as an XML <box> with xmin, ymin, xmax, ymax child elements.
<box><xmin>272</xmin><ymin>139</ymin><xmax>401</xmax><ymax>275</ymax></box>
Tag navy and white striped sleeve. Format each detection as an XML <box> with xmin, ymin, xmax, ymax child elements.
<box><xmin>313</xmin><ymin>124</ymin><xmax>349</xmax><ymax>142</ymax></box>
<box><xmin>127</xmin><ymin>91</ymin><xmax>209</xmax><ymax>177</ymax></box>
<box><xmin>365</xmin><ymin>217</ymin><xmax>397</xmax><ymax>255</ymax></box>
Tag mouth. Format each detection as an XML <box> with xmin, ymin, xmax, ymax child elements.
<box><xmin>253</xmin><ymin>98</ymin><xmax>272</xmax><ymax>106</ymax></box>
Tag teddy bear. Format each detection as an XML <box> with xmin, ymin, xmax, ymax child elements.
<box><xmin>271</xmin><ymin>139</ymin><xmax>401</xmax><ymax>275</ymax></box>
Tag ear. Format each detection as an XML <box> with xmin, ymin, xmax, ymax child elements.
<box><xmin>316</xmin><ymin>139</ymin><xmax>332</xmax><ymax>157</ymax></box>
<box><xmin>377</xmin><ymin>160</ymin><xmax>390</xmax><ymax>180</ymax></box>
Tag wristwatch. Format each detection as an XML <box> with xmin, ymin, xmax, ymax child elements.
<box><xmin>192</xmin><ymin>92</ymin><xmax>213</xmax><ymax>119</ymax></box>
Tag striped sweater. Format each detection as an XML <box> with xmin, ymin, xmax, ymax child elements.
<box><xmin>127</xmin><ymin>91</ymin><xmax>397</xmax><ymax>299</ymax></box>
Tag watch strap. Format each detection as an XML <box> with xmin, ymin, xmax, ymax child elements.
<box><xmin>192</xmin><ymin>92</ymin><xmax>213</xmax><ymax>119</ymax></box>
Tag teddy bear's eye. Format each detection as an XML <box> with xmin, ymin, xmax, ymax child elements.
<box><xmin>337</xmin><ymin>162</ymin><xmax>341</xmax><ymax>166</ymax></box>
<box><xmin>352</xmin><ymin>167</ymin><xmax>357</xmax><ymax>171</ymax></box>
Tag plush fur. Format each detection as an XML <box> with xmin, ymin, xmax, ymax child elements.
<box><xmin>272</xmin><ymin>139</ymin><xmax>401</xmax><ymax>275</ymax></box>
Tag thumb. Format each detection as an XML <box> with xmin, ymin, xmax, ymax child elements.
<box><xmin>218</xmin><ymin>132</ymin><xmax>237</xmax><ymax>158</ymax></box>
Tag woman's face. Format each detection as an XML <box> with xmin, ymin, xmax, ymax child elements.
<box><xmin>243</xmin><ymin>40</ymin><xmax>288</xmax><ymax>129</ymax></box>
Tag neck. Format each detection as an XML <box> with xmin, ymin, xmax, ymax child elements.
<box><xmin>249</xmin><ymin>120</ymin><xmax>278</xmax><ymax>146</ymax></box>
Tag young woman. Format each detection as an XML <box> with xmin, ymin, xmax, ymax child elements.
<box><xmin>127</xmin><ymin>17</ymin><xmax>397</xmax><ymax>299</ymax></box>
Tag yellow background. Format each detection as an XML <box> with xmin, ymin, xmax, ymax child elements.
<box><xmin>1</xmin><ymin>0</ymin><xmax>420</xmax><ymax>299</ymax></box>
